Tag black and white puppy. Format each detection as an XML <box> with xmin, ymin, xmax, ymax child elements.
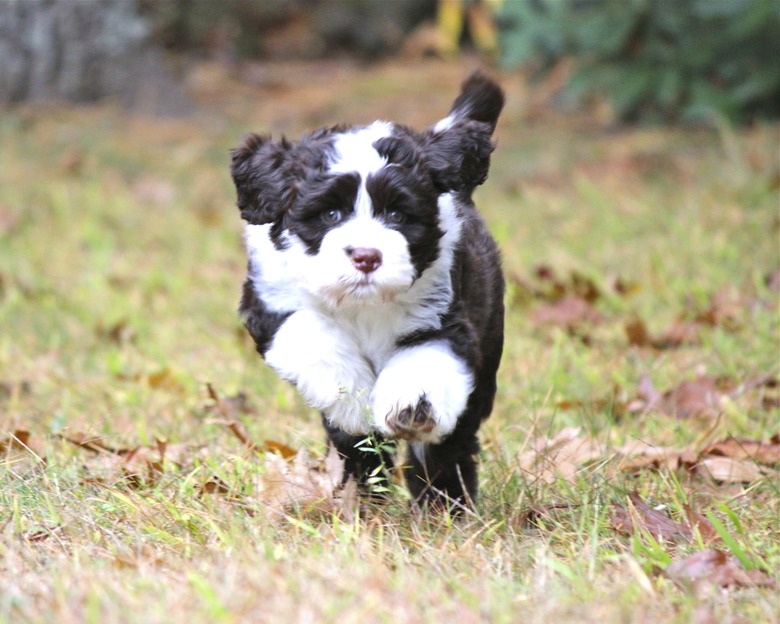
<box><xmin>230</xmin><ymin>72</ymin><xmax>505</xmax><ymax>509</ymax></box>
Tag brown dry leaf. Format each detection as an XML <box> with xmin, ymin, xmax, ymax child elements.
<box><xmin>1</xmin><ymin>429</ymin><xmax>32</xmax><ymax>453</ymax></box>
<box><xmin>531</xmin><ymin>295</ymin><xmax>604</xmax><ymax>329</ymax></box>
<box><xmin>146</xmin><ymin>368</ymin><xmax>186</xmax><ymax>393</ymax></box>
<box><xmin>117</xmin><ymin>368</ymin><xmax>186</xmax><ymax>394</ymax></box>
<box><xmin>628</xmin><ymin>375</ymin><xmax>724</xmax><ymax>419</ymax></box>
<box><xmin>264</xmin><ymin>439</ymin><xmax>297</xmax><ymax>459</ymax></box>
<box><xmin>205</xmin><ymin>383</ymin><xmax>254</xmax><ymax>418</ymax></box>
<box><xmin>95</xmin><ymin>319</ymin><xmax>136</xmax><ymax>345</ymax></box>
<box><xmin>683</xmin><ymin>505</ymin><xmax>721</xmax><ymax>546</ymax></box>
<box><xmin>663</xmin><ymin>376</ymin><xmax>724</xmax><ymax>419</ymax></box>
<box><xmin>251</xmin><ymin>446</ymin><xmax>353</xmax><ymax>518</ymax></box>
<box><xmin>694</xmin><ymin>456</ymin><xmax>769</xmax><ymax>483</ymax></box>
<box><xmin>518</xmin><ymin>426</ymin><xmax>605</xmax><ymax>483</ymax></box>
<box><xmin>515</xmin><ymin>502</ymin><xmax>579</xmax><ymax>529</ymax></box>
<box><xmin>664</xmin><ymin>548</ymin><xmax>777</xmax><ymax>591</ymax></box>
<box><xmin>614</xmin><ymin>440</ymin><xmax>697</xmax><ymax>472</ymax></box>
<box><xmin>625</xmin><ymin>318</ymin><xmax>652</xmax><ymax>347</ymax></box>
<box><xmin>555</xmin><ymin>385</ymin><xmax>625</xmax><ymax>416</ymax></box>
<box><xmin>19</xmin><ymin>525</ymin><xmax>63</xmax><ymax>543</ymax></box>
<box><xmin>66</xmin><ymin>433</ymin><xmax>198</xmax><ymax>487</ymax></box>
<box><xmin>625</xmin><ymin>316</ymin><xmax>701</xmax><ymax>349</ymax></box>
<box><xmin>630</xmin><ymin>289</ymin><xmax>745</xmax><ymax>350</ymax></box>
<box><xmin>510</xmin><ymin>266</ymin><xmax>610</xmax><ymax>309</ymax></box>
<box><xmin>627</xmin><ymin>373</ymin><xmax>776</xmax><ymax>419</ymax></box>
<box><xmin>610</xmin><ymin>492</ymin><xmax>692</xmax><ymax>542</ymax></box>
<box><xmin>206</xmin><ymin>384</ymin><xmax>298</xmax><ymax>459</ymax></box>
<box><xmin>700</xmin><ymin>436</ymin><xmax>780</xmax><ymax>465</ymax></box>
<box><xmin>201</xmin><ymin>475</ymin><xmax>232</xmax><ymax>495</ymax></box>
<box><xmin>655</xmin><ymin>318</ymin><xmax>703</xmax><ymax>348</ymax></box>
<box><xmin>1</xmin><ymin>429</ymin><xmax>46</xmax><ymax>473</ymax></box>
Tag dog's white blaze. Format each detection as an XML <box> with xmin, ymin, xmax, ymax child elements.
<box><xmin>328</xmin><ymin>121</ymin><xmax>392</xmax><ymax>179</ymax></box>
<box><xmin>371</xmin><ymin>340</ymin><xmax>474</xmax><ymax>443</ymax></box>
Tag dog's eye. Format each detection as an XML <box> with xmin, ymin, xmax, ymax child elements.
<box><xmin>385</xmin><ymin>209</ymin><xmax>406</xmax><ymax>225</ymax></box>
<box><xmin>321</xmin><ymin>209</ymin><xmax>343</xmax><ymax>225</ymax></box>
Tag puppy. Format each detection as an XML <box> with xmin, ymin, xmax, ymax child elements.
<box><xmin>230</xmin><ymin>72</ymin><xmax>505</xmax><ymax>509</ymax></box>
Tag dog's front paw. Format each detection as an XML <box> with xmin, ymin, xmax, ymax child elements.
<box><xmin>385</xmin><ymin>395</ymin><xmax>436</xmax><ymax>441</ymax></box>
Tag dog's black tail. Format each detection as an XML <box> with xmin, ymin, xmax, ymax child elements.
<box><xmin>434</xmin><ymin>71</ymin><xmax>505</xmax><ymax>135</ymax></box>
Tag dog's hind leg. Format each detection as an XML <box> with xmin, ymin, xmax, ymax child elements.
<box><xmin>405</xmin><ymin>430</ymin><xmax>480</xmax><ymax>512</ymax></box>
<box><xmin>322</xmin><ymin>415</ymin><xmax>395</xmax><ymax>496</ymax></box>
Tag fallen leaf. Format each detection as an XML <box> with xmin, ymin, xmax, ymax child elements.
<box><xmin>200</xmin><ymin>475</ymin><xmax>232</xmax><ymax>495</ymax></box>
<box><xmin>65</xmin><ymin>432</ymin><xmax>199</xmax><ymax>487</ymax></box>
<box><xmin>664</xmin><ymin>548</ymin><xmax>777</xmax><ymax>591</ymax></box>
<box><xmin>95</xmin><ymin>319</ymin><xmax>136</xmax><ymax>345</ymax></box>
<box><xmin>663</xmin><ymin>377</ymin><xmax>724</xmax><ymax>419</ymax></box>
<box><xmin>694</xmin><ymin>456</ymin><xmax>768</xmax><ymax>483</ymax></box>
<box><xmin>531</xmin><ymin>295</ymin><xmax>604</xmax><ymax>329</ymax></box>
<box><xmin>251</xmin><ymin>446</ymin><xmax>353</xmax><ymax>518</ymax></box>
<box><xmin>1</xmin><ymin>429</ymin><xmax>46</xmax><ymax>473</ymax></box>
<box><xmin>625</xmin><ymin>318</ymin><xmax>652</xmax><ymax>347</ymax></box>
<box><xmin>518</xmin><ymin>426</ymin><xmax>605</xmax><ymax>483</ymax></box>
<box><xmin>19</xmin><ymin>525</ymin><xmax>63</xmax><ymax>543</ymax></box>
<box><xmin>615</xmin><ymin>441</ymin><xmax>697</xmax><ymax>472</ymax></box>
<box><xmin>625</xmin><ymin>316</ymin><xmax>701</xmax><ymax>349</ymax></box>
<box><xmin>146</xmin><ymin>368</ymin><xmax>185</xmax><ymax>393</ymax></box>
<box><xmin>683</xmin><ymin>504</ymin><xmax>721</xmax><ymax>546</ymax></box>
<box><xmin>117</xmin><ymin>368</ymin><xmax>186</xmax><ymax>394</ymax></box>
<box><xmin>264</xmin><ymin>439</ymin><xmax>297</xmax><ymax>459</ymax></box>
<box><xmin>700</xmin><ymin>436</ymin><xmax>780</xmax><ymax>465</ymax></box>
<box><xmin>1</xmin><ymin>429</ymin><xmax>31</xmax><ymax>453</ymax></box>
<box><xmin>610</xmin><ymin>492</ymin><xmax>692</xmax><ymax>542</ymax></box>
<box><xmin>515</xmin><ymin>502</ymin><xmax>579</xmax><ymax>529</ymax></box>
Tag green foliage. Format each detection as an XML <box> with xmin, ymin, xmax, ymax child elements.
<box><xmin>499</xmin><ymin>0</ymin><xmax>780</xmax><ymax>124</ymax></box>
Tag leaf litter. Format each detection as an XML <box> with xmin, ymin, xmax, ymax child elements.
<box><xmin>608</xmin><ymin>492</ymin><xmax>777</xmax><ymax>593</ymax></box>
<box><xmin>517</xmin><ymin>425</ymin><xmax>778</xmax><ymax>485</ymax></box>
<box><xmin>664</xmin><ymin>548</ymin><xmax>776</xmax><ymax>593</ymax></box>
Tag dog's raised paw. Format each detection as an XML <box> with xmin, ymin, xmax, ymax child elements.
<box><xmin>385</xmin><ymin>396</ymin><xmax>436</xmax><ymax>440</ymax></box>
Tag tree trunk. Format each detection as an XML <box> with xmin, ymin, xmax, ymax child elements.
<box><xmin>0</xmin><ymin>0</ymin><xmax>188</xmax><ymax>115</ymax></box>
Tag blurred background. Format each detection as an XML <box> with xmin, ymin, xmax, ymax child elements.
<box><xmin>2</xmin><ymin>0</ymin><xmax>778</xmax><ymax>124</ymax></box>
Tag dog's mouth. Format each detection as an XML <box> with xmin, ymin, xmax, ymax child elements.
<box><xmin>318</xmin><ymin>273</ymin><xmax>408</xmax><ymax>308</ymax></box>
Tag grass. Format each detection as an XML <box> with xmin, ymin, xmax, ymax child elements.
<box><xmin>1</xmin><ymin>60</ymin><xmax>778</xmax><ymax>623</ymax></box>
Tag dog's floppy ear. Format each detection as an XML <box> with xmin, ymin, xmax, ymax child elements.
<box><xmin>424</xmin><ymin>120</ymin><xmax>496</xmax><ymax>193</ymax></box>
<box><xmin>230</xmin><ymin>133</ymin><xmax>294</xmax><ymax>225</ymax></box>
<box><xmin>425</xmin><ymin>72</ymin><xmax>504</xmax><ymax>193</ymax></box>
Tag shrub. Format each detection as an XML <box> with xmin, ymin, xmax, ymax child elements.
<box><xmin>498</xmin><ymin>0</ymin><xmax>780</xmax><ymax>124</ymax></box>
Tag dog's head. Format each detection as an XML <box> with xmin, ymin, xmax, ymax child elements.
<box><xmin>231</xmin><ymin>72</ymin><xmax>504</xmax><ymax>309</ymax></box>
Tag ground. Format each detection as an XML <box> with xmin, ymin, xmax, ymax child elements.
<box><xmin>0</xmin><ymin>59</ymin><xmax>778</xmax><ymax>623</ymax></box>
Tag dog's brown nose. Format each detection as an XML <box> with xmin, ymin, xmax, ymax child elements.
<box><xmin>346</xmin><ymin>246</ymin><xmax>382</xmax><ymax>273</ymax></box>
